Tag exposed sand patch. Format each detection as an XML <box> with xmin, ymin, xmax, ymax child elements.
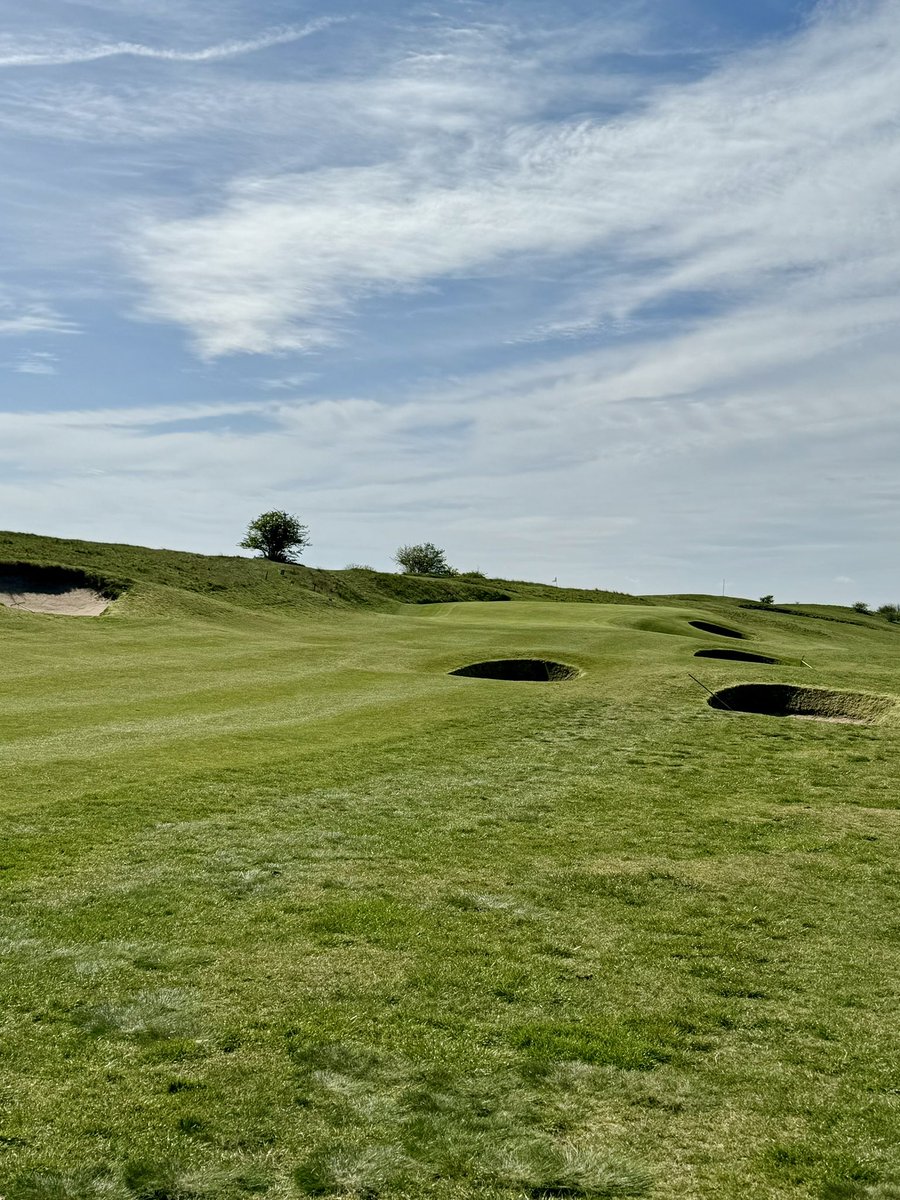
<box><xmin>0</xmin><ymin>573</ymin><xmax>109</xmax><ymax>616</ymax></box>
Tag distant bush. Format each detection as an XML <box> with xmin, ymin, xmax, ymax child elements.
<box><xmin>460</xmin><ymin>569</ymin><xmax>486</xmax><ymax>579</ymax></box>
<box><xmin>345</xmin><ymin>563</ymin><xmax>374</xmax><ymax>571</ymax></box>
<box><xmin>852</xmin><ymin>601</ymin><xmax>870</xmax><ymax>613</ymax></box>
<box><xmin>876</xmin><ymin>603</ymin><xmax>900</xmax><ymax>623</ymax></box>
<box><xmin>759</xmin><ymin>594</ymin><xmax>774</xmax><ymax>606</ymax></box>
<box><xmin>393</xmin><ymin>543</ymin><xmax>457</xmax><ymax>576</ymax></box>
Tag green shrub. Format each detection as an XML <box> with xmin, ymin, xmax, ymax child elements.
<box><xmin>393</xmin><ymin>542</ymin><xmax>457</xmax><ymax>576</ymax></box>
<box><xmin>239</xmin><ymin>511</ymin><xmax>310</xmax><ymax>563</ymax></box>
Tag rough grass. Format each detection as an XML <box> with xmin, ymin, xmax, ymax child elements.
<box><xmin>1</xmin><ymin>539</ymin><xmax>900</xmax><ymax>1198</ymax></box>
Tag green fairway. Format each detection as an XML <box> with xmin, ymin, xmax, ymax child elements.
<box><xmin>2</xmin><ymin>536</ymin><xmax>900</xmax><ymax>1200</ymax></box>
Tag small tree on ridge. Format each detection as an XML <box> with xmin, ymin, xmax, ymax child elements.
<box><xmin>393</xmin><ymin>542</ymin><xmax>456</xmax><ymax>576</ymax></box>
<box><xmin>240</xmin><ymin>511</ymin><xmax>310</xmax><ymax>563</ymax></box>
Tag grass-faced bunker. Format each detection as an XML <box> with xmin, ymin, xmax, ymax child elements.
<box><xmin>689</xmin><ymin>620</ymin><xmax>746</xmax><ymax>639</ymax></box>
<box><xmin>707</xmin><ymin>682</ymin><xmax>895</xmax><ymax>724</ymax></box>
<box><xmin>450</xmin><ymin>658</ymin><xmax>580</xmax><ymax>682</ymax></box>
<box><xmin>695</xmin><ymin>648</ymin><xmax>779</xmax><ymax>664</ymax></box>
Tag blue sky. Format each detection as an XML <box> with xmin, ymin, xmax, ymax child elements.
<box><xmin>1</xmin><ymin>0</ymin><xmax>898</xmax><ymax>601</ymax></box>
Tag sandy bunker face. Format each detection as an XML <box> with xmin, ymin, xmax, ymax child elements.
<box><xmin>689</xmin><ymin>620</ymin><xmax>746</xmax><ymax>639</ymax></box>
<box><xmin>450</xmin><ymin>658</ymin><xmax>580</xmax><ymax>682</ymax></box>
<box><xmin>0</xmin><ymin>571</ymin><xmax>109</xmax><ymax>617</ymax></box>
<box><xmin>695</xmin><ymin>648</ymin><xmax>778</xmax><ymax>665</ymax></box>
<box><xmin>708</xmin><ymin>682</ymin><xmax>894</xmax><ymax>724</ymax></box>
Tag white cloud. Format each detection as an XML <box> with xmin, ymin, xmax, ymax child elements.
<box><xmin>0</xmin><ymin>8</ymin><xmax>651</xmax><ymax>147</ymax></box>
<box><xmin>258</xmin><ymin>372</ymin><xmax>320</xmax><ymax>391</ymax></box>
<box><xmin>0</xmin><ymin>18</ymin><xmax>339</xmax><ymax>68</ymax></box>
<box><xmin>11</xmin><ymin>351</ymin><xmax>58</xmax><ymax>375</ymax></box>
<box><xmin>0</xmin><ymin>271</ymin><xmax>896</xmax><ymax>594</ymax></box>
<box><xmin>0</xmin><ymin>297</ymin><xmax>78</xmax><ymax>337</ymax></box>
<box><xmin>123</xmin><ymin>1</ymin><xmax>900</xmax><ymax>361</ymax></box>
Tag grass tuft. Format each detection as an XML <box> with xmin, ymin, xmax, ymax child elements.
<box><xmin>292</xmin><ymin>1143</ymin><xmax>418</xmax><ymax>1197</ymax></box>
<box><xmin>122</xmin><ymin>1159</ymin><xmax>204</xmax><ymax>1200</ymax></box>
<box><xmin>508</xmin><ymin>1018</ymin><xmax>681</xmax><ymax>1072</ymax></box>
<box><xmin>9</xmin><ymin>1170</ymin><xmax>129</xmax><ymax>1200</ymax></box>
<box><xmin>492</xmin><ymin>1140</ymin><xmax>651</xmax><ymax>1197</ymax></box>
<box><xmin>71</xmin><ymin>990</ymin><xmax>194</xmax><ymax>1042</ymax></box>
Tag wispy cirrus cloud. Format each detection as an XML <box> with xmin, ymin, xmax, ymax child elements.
<box><xmin>0</xmin><ymin>17</ymin><xmax>339</xmax><ymax>69</ymax></box>
<box><xmin>126</xmin><ymin>0</ymin><xmax>900</xmax><ymax>359</ymax></box>
<box><xmin>0</xmin><ymin>297</ymin><xmax>78</xmax><ymax>337</ymax></box>
<box><xmin>11</xmin><ymin>351</ymin><xmax>59</xmax><ymax>375</ymax></box>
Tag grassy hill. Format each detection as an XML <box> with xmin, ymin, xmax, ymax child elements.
<box><xmin>1</xmin><ymin>533</ymin><xmax>899</xmax><ymax>1200</ymax></box>
<box><xmin>0</xmin><ymin>530</ymin><xmax>645</xmax><ymax>620</ymax></box>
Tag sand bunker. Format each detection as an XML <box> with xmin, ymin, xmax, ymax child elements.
<box><xmin>695</xmin><ymin>648</ymin><xmax>778</xmax><ymax>665</ymax></box>
<box><xmin>689</xmin><ymin>620</ymin><xmax>745</xmax><ymax>639</ymax></box>
<box><xmin>450</xmin><ymin>658</ymin><xmax>580</xmax><ymax>682</ymax></box>
<box><xmin>707</xmin><ymin>682</ymin><xmax>894</xmax><ymax>724</ymax></box>
<box><xmin>0</xmin><ymin>568</ymin><xmax>110</xmax><ymax>616</ymax></box>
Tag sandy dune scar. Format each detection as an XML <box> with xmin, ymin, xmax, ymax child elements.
<box><xmin>0</xmin><ymin>573</ymin><xmax>109</xmax><ymax>616</ymax></box>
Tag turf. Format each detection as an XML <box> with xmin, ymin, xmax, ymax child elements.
<box><xmin>1</xmin><ymin>534</ymin><xmax>900</xmax><ymax>1200</ymax></box>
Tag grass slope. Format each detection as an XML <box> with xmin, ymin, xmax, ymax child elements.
<box><xmin>0</xmin><ymin>531</ymin><xmax>643</xmax><ymax>620</ymax></box>
<box><xmin>1</xmin><ymin>536</ymin><xmax>899</xmax><ymax>1200</ymax></box>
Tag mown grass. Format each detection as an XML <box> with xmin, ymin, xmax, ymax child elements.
<box><xmin>1</xmin><ymin>535</ymin><xmax>900</xmax><ymax>1198</ymax></box>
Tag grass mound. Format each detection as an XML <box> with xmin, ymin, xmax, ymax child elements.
<box><xmin>689</xmin><ymin>620</ymin><xmax>746</xmax><ymax>639</ymax></box>
<box><xmin>450</xmin><ymin>658</ymin><xmax>580</xmax><ymax>682</ymax></box>
<box><xmin>694</xmin><ymin>648</ymin><xmax>778</xmax><ymax>665</ymax></box>
<box><xmin>708</xmin><ymin>682</ymin><xmax>895</xmax><ymax>723</ymax></box>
